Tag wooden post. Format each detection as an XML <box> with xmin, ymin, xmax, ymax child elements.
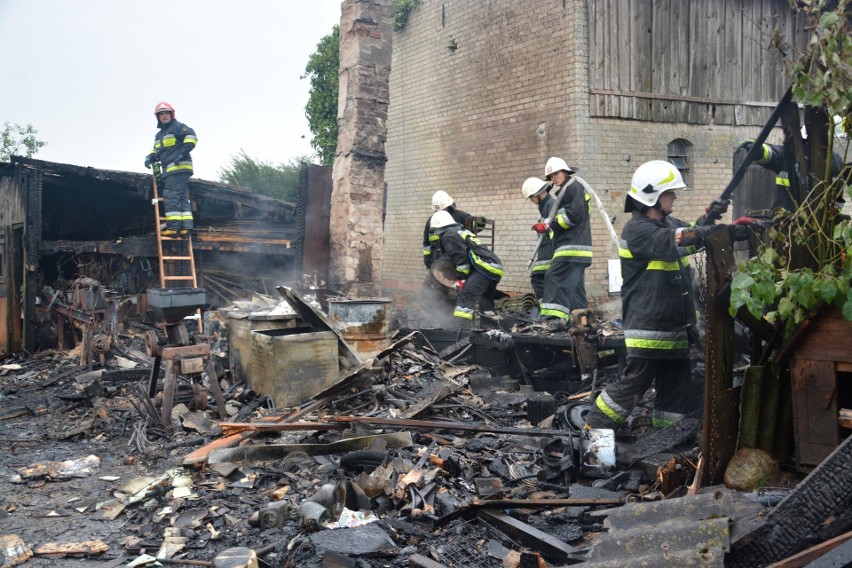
<box><xmin>701</xmin><ymin>228</ymin><xmax>739</xmax><ymax>485</ymax></box>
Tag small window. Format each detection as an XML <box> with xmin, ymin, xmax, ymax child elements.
<box><xmin>668</xmin><ymin>139</ymin><xmax>691</xmax><ymax>185</ymax></box>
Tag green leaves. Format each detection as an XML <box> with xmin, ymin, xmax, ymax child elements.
<box><xmin>303</xmin><ymin>26</ymin><xmax>340</xmax><ymax>167</ymax></box>
<box><xmin>1</xmin><ymin>122</ymin><xmax>47</xmax><ymax>161</ymax></box>
<box><xmin>217</xmin><ymin>150</ymin><xmax>306</xmax><ymax>202</ymax></box>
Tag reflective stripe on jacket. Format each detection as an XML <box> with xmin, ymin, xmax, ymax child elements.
<box><xmin>151</xmin><ymin>119</ymin><xmax>196</xmax><ymax>177</ymax></box>
<box><xmin>538</xmin><ymin>179</ymin><xmax>593</xmax><ymax>265</ymax></box>
<box><xmin>438</xmin><ymin>224</ymin><xmax>503</xmax><ymax>281</ymax></box>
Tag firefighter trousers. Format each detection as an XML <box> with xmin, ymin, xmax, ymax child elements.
<box><xmin>453</xmin><ymin>271</ymin><xmax>499</xmax><ymax>326</ymax></box>
<box><xmin>586</xmin><ymin>357</ymin><xmax>696</xmax><ymax>428</ymax></box>
<box><xmin>540</xmin><ymin>259</ymin><xmax>587</xmax><ymax>321</ymax></box>
<box><xmin>163</xmin><ymin>171</ymin><xmax>194</xmax><ymax>230</ymax></box>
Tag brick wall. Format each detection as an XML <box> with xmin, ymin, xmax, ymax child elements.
<box><xmin>384</xmin><ymin>0</ymin><xmax>786</xmax><ymax>304</ymax></box>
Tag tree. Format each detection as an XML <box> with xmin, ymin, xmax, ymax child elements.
<box><xmin>1</xmin><ymin>122</ymin><xmax>47</xmax><ymax>161</ymax></box>
<box><xmin>302</xmin><ymin>25</ymin><xmax>339</xmax><ymax>167</ymax></box>
<box><xmin>218</xmin><ymin>150</ymin><xmax>308</xmax><ymax>203</ymax></box>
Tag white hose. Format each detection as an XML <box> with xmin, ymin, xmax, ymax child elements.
<box><xmin>576</xmin><ymin>176</ymin><xmax>620</xmax><ymax>254</ymax></box>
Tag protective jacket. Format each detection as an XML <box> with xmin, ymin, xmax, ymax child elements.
<box><xmin>423</xmin><ymin>207</ymin><xmax>474</xmax><ymax>268</ymax></box>
<box><xmin>752</xmin><ymin>142</ymin><xmax>843</xmax><ymax>211</ymax></box>
<box><xmin>438</xmin><ymin>224</ymin><xmax>503</xmax><ymax>281</ymax></box>
<box><xmin>540</xmin><ymin>179</ymin><xmax>593</xmax><ymax>264</ymax></box>
<box><xmin>149</xmin><ymin>120</ymin><xmax>197</xmax><ymax>177</ymax></box>
<box><xmin>618</xmin><ymin>211</ymin><xmax>698</xmax><ymax>359</ymax></box>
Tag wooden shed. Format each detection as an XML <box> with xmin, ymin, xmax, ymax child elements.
<box><xmin>790</xmin><ymin>307</ymin><xmax>852</xmax><ymax>466</ymax></box>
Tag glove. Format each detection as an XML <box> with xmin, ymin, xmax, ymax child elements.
<box><xmin>144</xmin><ymin>154</ymin><xmax>155</xmax><ymax>169</ymax></box>
<box><xmin>705</xmin><ymin>198</ymin><xmax>730</xmax><ymax>218</ymax></box>
<box><xmin>532</xmin><ymin>221</ymin><xmax>550</xmax><ymax>234</ymax></box>
<box><xmin>454</xmin><ymin>279</ymin><xmax>466</xmax><ymax>291</ymax></box>
<box><xmin>731</xmin><ymin>216</ymin><xmax>757</xmax><ymax>226</ymax></box>
<box><xmin>735</xmin><ymin>138</ymin><xmax>755</xmax><ymax>153</ymax></box>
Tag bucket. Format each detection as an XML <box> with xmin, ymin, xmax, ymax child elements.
<box><xmin>327</xmin><ymin>298</ymin><xmax>392</xmax><ymax>359</ymax></box>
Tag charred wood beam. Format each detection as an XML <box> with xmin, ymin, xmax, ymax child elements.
<box><xmin>436</xmin><ymin>497</ymin><xmax>623</xmax><ymax>526</ymax></box>
<box><xmin>729</xmin><ymin>435</ymin><xmax>852</xmax><ymax>566</ymax></box>
<box><xmin>218</xmin><ymin>415</ymin><xmax>589</xmax><ymax>438</ymax></box>
<box><xmin>478</xmin><ymin>511</ymin><xmax>584</xmax><ymax>565</ymax></box>
<box><xmin>40</xmin><ymin>236</ymin><xmax>156</xmax><ymax>257</ymax></box>
<box><xmin>701</xmin><ymin>229</ymin><xmax>739</xmax><ymax>485</ymax></box>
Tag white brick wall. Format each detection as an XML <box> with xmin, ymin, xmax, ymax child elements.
<box><xmin>383</xmin><ymin>0</ymin><xmax>784</xmax><ymax>302</ymax></box>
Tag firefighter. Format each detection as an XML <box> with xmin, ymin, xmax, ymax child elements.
<box><xmin>422</xmin><ymin>190</ymin><xmax>486</xmax><ymax>269</ymax></box>
<box><xmin>429</xmin><ymin>209</ymin><xmax>503</xmax><ymax>326</ymax></box>
<box><xmin>521</xmin><ymin>176</ymin><xmax>554</xmax><ymax>301</ymax></box>
<box><xmin>533</xmin><ymin>157</ymin><xmax>592</xmax><ymax>325</ymax></box>
<box><xmin>585</xmin><ymin>160</ymin><xmax>753</xmax><ymax>429</ymax></box>
<box><xmin>145</xmin><ymin>102</ymin><xmax>197</xmax><ymax>237</ymax></box>
<box><xmin>735</xmin><ymin>127</ymin><xmax>844</xmax><ymax>213</ymax></box>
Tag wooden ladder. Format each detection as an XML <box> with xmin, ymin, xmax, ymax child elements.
<box><xmin>151</xmin><ymin>176</ymin><xmax>203</xmax><ymax>330</ymax></box>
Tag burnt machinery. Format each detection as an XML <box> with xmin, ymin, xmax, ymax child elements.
<box><xmin>146</xmin><ymin>288</ymin><xmax>226</xmax><ymax>427</ymax></box>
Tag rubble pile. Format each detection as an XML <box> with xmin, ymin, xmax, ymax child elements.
<box><xmin>2</xmin><ymin>288</ymin><xmax>850</xmax><ymax>567</ymax></box>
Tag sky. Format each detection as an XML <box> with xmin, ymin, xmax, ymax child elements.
<box><xmin>0</xmin><ymin>1</ymin><xmax>341</xmax><ymax>180</ymax></box>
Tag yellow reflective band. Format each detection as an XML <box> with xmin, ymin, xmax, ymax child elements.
<box><xmin>428</xmin><ymin>234</ymin><xmax>440</xmax><ymax>242</ymax></box>
<box><xmin>595</xmin><ymin>395</ymin><xmax>627</xmax><ymax>424</ymax></box>
<box><xmin>166</xmin><ymin>164</ymin><xmax>194</xmax><ymax>173</ymax></box>
<box><xmin>453</xmin><ymin>309</ymin><xmax>474</xmax><ymax>320</ymax></box>
<box><xmin>163</xmin><ymin>138</ymin><xmax>177</xmax><ymax>147</ymax></box>
<box><xmin>658</xmin><ymin>169</ymin><xmax>675</xmax><ymax>184</ymax></box>
<box><xmin>531</xmin><ymin>263</ymin><xmax>550</xmax><ymax>273</ymax></box>
<box><xmin>179</xmin><ymin>214</ymin><xmax>193</xmax><ymax>220</ymax></box>
<box><xmin>163</xmin><ymin>214</ymin><xmax>182</xmax><ymax>221</ymax></box>
<box><xmin>184</xmin><ymin>136</ymin><xmax>198</xmax><ymax>144</ymax></box>
<box><xmin>619</xmin><ymin>247</ymin><xmax>633</xmax><ymax>259</ymax></box>
<box><xmin>553</xmin><ymin>249</ymin><xmax>593</xmax><ymax>258</ymax></box>
<box><xmin>423</xmin><ymin>250</ymin><xmax>431</xmax><ymax>256</ymax></box>
<box><xmin>652</xmin><ymin>417</ymin><xmax>675</xmax><ymax>428</ymax></box>
<box><xmin>647</xmin><ymin>260</ymin><xmax>680</xmax><ymax>270</ymax></box>
<box><xmin>470</xmin><ymin>252</ymin><xmax>504</xmax><ymax>277</ymax></box>
<box><xmin>556</xmin><ymin>213</ymin><xmax>570</xmax><ymax>229</ymax></box>
<box><xmin>585</xmin><ymin>192</ymin><xmax>592</xmax><ymax>213</ymax></box>
<box><xmin>625</xmin><ymin>337</ymin><xmax>689</xmax><ymax>350</ymax></box>
<box><xmin>761</xmin><ymin>144</ymin><xmax>770</xmax><ymax>162</ymax></box>
<box><xmin>776</xmin><ymin>176</ymin><xmax>790</xmax><ymax>187</ymax></box>
<box><xmin>540</xmin><ymin>308</ymin><xmax>570</xmax><ymax>320</ymax></box>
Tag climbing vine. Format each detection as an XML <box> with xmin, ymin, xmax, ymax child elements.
<box><xmin>393</xmin><ymin>0</ymin><xmax>420</xmax><ymax>31</ymax></box>
<box><xmin>730</xmin><ymin>0</ymin><xmax>852</xmax><ymax>333</ymax></box>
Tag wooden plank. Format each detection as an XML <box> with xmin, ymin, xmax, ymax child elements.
<box><xmin>794</xmin><ymin>310</ymin><xmax>852</xmax><ymax>362</ymax></box>
<box><xmin>651</xmin><ymin>0</ymin><xmax>674</xmax><ymax>122</ymax></box>
<box><xmin>715</xmin><ymin>0</ymin><xmax>743</xmax><ymax>125</ymax></box>
<box><xmin>791</xmin><ymin>359</ymin><xmax>839</xmax><ymax>465</ymax></box>
<box><xmin>687</xmin><ymin>0</ymin><xmax>712</xmax><ymax>123</ymax></box>
<box><xmin>765</xmin><ymin>530</ymin><xmax>852</xmax><ymax>568</ymax></box>
<box><xmin>616</xmin><ymin>0</ymin><xmax>632</xmax><ymax>118</ymax></box>
<box><xmin>632</xmin><ymin>0</ymin><xmax>653</xmax><ymax>121</ymax></box>
<box><xmin>478</xmin><ymin>511</ymin><xmax>581</xmax><ymax>564</ymax></box>
<box><xmin>670</xmin><ymin>0</ymin><xmax>689</xmax><ymax>122</ymax></box>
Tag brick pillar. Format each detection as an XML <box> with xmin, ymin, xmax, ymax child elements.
<box><xmin>329</xmin><ymin>0</ymin><xmax>393</xmax><ymax>297</ymax></box>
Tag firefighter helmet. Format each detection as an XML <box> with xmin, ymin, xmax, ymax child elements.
<box><xmin>154</xmin><ymin>101</ymin><xmax>175</xmax><ymax>118</ymax></box>
<box><xmin>521</xmin><ymin>177</ymin><xmax>549</xmax><ymax>199</ymax></box>
<box><xmin>544</xmin><ymin>157</ymin><xmax>578</xmax><ymax>180</ymax></box>
<box><xmin>625</xmin><ymin>160</ymin><xmax>686</xmax><ymax>212</ymax></box>
<box><xmin>430</xmin><ymin>210</ymin><xmax>456</xmax><ymax>229</ymax></box>
<box><xmin>431</xmin><ymin>190</ymin><xmax>454</xmax><ymax>211</ymax></box>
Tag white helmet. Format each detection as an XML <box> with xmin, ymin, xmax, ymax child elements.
<box><xmin>544</xmin><ymin>157</ymin><xmax>578</xmax><ymax>180</ymax></box>
<box><xmin>431</xmin><ymin>190</ymin><xmax>454</xmax><ymax>211</ymax></box>
<box><xmin>625</xmin><ymin>160</ymin><xmax>686</xmax><ymax>212</ymax></box>
<box><xmin>521</xmin><ymin>177</ymin><xmax>549</xmax><ymax>199</ymax></box>
<box><xmin>430</xmin><ymin>210</ymin><xmax>456</xmax><ymax>229</ymax></box>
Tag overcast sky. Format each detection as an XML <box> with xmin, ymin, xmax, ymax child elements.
<box><xmin>0</xmin><ymin>1</ymin><xmax>341</xmax><ymax>180</ymax></box>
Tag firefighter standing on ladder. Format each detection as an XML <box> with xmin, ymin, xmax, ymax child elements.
<box><xmin>145</xmin><ymin>102</ymin><xmax>197</xmax><ymax>237</ymax></box>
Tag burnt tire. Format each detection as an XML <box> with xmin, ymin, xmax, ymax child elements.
<box><xmin>339</xmin><ymin>450</ymin><xmax>387</xmax><ymax>474</ymax></box>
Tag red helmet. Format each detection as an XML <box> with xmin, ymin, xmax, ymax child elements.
<box><xmin>154</xmin><ymin>101</ymin><xmax>175</xmax><ymax>118</ymax></box>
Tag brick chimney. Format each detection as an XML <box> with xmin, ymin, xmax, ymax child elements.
<box><xmin>329</xmin><ymin>0</ymin><xmax>393</xmax><ymax>297</ymax></box>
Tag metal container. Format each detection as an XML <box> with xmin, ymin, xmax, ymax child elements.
<box><xmin>250</xmin><ymin>328</ymin><xmax>339</xmax><ymax>408</ymax></box>
<box><xmin>226</xmin><ymin>313</ymin><xmax>297</xmax><ymax>386</ymax></box>
<box><xmin>147</xmin><ymin>288</ymin><xmax>206</xmax><ymax>323</ymax></box>
<box><xmin>327</xmin><ymin>298</ymin><xmax>392</xmax><ymax>359</ymax></box>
